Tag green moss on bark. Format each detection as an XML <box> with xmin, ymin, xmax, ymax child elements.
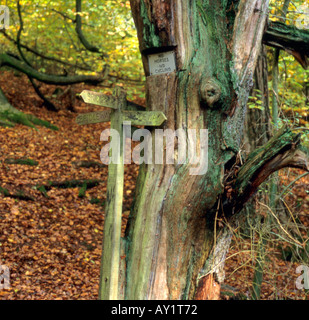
<box><xmin>140</xmin><ymin>0</ymin><xmax>161</xmax><ymax>49</ymax></box>
<box><xmin>0</xmin><ymin>110</ymin><xmax>58</xmax><ymax>130</ymax></box>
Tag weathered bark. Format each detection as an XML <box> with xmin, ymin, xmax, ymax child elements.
<box><xmin>120</xmin><ymin>0</ymin><xmax>271</xmax><ymax>300</ymax></box>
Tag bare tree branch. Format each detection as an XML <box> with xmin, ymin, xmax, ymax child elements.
<box><xmin>52</xmin><ymin>8</ymin><xmax>76</xmax><ymax>22</ymax></box>
<box><xmin>0</xmin><ymin>30</ymin><xmax>93</xmax><ymax>71</ymax></box>
<box><xmin>75</xmin><ymin>0</ymin><xmax>108</xmax><ymax>58</ymax></box>
<box><xmin>0</xmin><ymin>53</ymin><xmax>107</xmax><ymax>85</ymax></box>
<box><xmin>16</xmin><ymin>0</ymin><xmax>57</xmax><ymax>111</ymax></box>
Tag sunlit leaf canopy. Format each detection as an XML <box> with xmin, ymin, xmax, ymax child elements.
<box><xmin>1</xmin><ymin>0</ymin><xmax>144</xmax><ymax>97</ymax></box>
<box><xmin>268</xmin><ymin>0</ymin><xmax>308</xmax><ymax>118</ymax></box>
<box><xmin>252</xmin><ymin>0</ymin><xmax>308</xmax><ymax>137</ymax></box>
<box><xmin>0</xmin><ymin>0</ymin><xmax>308</xmax><ymax>108</ymax></box>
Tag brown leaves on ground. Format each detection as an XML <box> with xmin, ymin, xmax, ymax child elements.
<box><xmin>0</xmin><ymin>71</ymin><xmax>308</xmax><ymax>300</ymax></box>
<box><xmin>0</xmin><ymin>71</ymin><xmax>139</xmax><ymax>299</ymax></box>
<box><xmin>223</xmin><ymin>170</ymin><xmax>309</xmax><ymax>300</ymax></box>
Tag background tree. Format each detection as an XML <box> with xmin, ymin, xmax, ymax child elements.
<box><xmin>0</xmin><ymin>0</ymin><xmax>143</xmax><ymax>126</ymax></box>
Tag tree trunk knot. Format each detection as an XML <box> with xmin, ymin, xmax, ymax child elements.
<box><xmin>200</xmin><ymin>79</ymin><xmax>222</xmax><ymax>107</ymax></box>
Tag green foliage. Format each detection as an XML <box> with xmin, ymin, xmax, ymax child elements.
<box><xmin>268</xmin><ymin>0</ymin><xmax>308</xmax><ymax>145</ymax></box>
<box><xmin>2</xmin><ymin>1</ymin><xmax>145</xmax><ymax>98</ymax></box>
<box><xmin>36</xmin><ymin>185</ymin><xmax>49</xmax><ymax>198</ymax></box>
<box><xmin>0</xmin><ymin>186</ymin><xmax>10</xmax><ymax>197</ymax></box>
<box><xmin>78</xmin><ymin>182</ymin><xmax>87</xmax><ymax>198</ymax></box>
<box><xmin>268</xmin><ymin>51</ymin><xmax>308</xmax><ymax>125</ymax></box>
<box><xmin>248</xmin><ymin>89</ymin><xmax>264</xmax><ymax>111</ymax></box>
<box><xmin>90</xmin><ymin>197</ymin><xmax>105</xmax><ymax>207</ymax></box>
<box><xmin>269</xmin><ymin>0</ymin><xmax>309</xmax><ymax>30</ymax></box>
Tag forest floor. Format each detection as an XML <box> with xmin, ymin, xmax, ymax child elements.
<box><xmin>0</xmin><ymin>71</ymin><xmax>308</xmax><ymax>300</ymax></box>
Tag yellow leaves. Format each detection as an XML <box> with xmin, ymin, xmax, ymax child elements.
<box><xmin>0</xmin><ymin>0</ymin><xmax>144</xmax><ymax>92</ymax></box>
<box><xmin>11</xmin><ymin>205</ymin><xmax>19</xmax><ymax>215</ymax></box>
<box><xmin>74</xmin><ymin>11</ymin><xmax>89</xmax><ymax>18</ymax></box>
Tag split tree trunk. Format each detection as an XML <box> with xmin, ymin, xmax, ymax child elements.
<box><xmin>118</xmin><ymin>0</ymin><xmax>271</xmax><ymax>300</ymax></box>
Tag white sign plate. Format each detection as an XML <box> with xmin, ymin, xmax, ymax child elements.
<box><xmin>148</xmin><ymin>51</ymin><xmax>176</xmax><ymax>76</ymax></box>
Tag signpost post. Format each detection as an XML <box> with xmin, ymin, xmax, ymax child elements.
<box><xmin>76</xmin><ymin>88</ymin><xmax>166</xmax><ymax>299</ymax></box>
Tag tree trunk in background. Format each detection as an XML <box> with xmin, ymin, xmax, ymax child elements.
<box><xmin>305</xmin><ymin>82</ymin><xmax>309</xmax><ymax>106</ymax></box>
<box><xmin>244</xmin><ymin>45</ymin><xmax>271</xmax><ymax>155</ymax></box>
<box><xmin>120</xmin><ymin>0</ymin><xmax>270</xmax><ymax>300</ymax></box>
<box><xmin>243</xmin><ymin>46</ymin><xmax>271</xmax><ymax>299</ymax></box>
<box><xmin>0</xmin><ymin>86</ymin><xmax>58</xmax><ymax>129</ymax></box>
<box><xmin>0</xmin><ymin>86</ymin><xmax>26</xmax><ymax>127</ymax></box>
<box><xmin>242</xmin><ymin>45</ymin><xmax>271</xmax><ymax>234</ymax></box>
<box><xmin>0</xmin><ymin>86</ymin><xmax>19</xmax><ymax>113</ymax></box>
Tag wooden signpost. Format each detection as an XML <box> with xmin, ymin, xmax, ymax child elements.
<box><xmin>76</xmin><ymin>88</ymin><xmax>166</xmax><ymax>300</ymax></box>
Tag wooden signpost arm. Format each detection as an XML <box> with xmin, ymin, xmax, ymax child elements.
<box><xmin>77</xmin><ymin>88</ymin><xmax>166</xmax><ymax>300</ymax></box>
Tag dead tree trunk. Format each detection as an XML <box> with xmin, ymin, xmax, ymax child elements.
<box><xmin>104</xmin><ymin>0</ymin><xmax>309</xmax><ymax>300</ymax></box>
<box><xmin>120</xmin><ymin>0</ymin><xmax>270</xmax><ymax>300</ymax></box>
